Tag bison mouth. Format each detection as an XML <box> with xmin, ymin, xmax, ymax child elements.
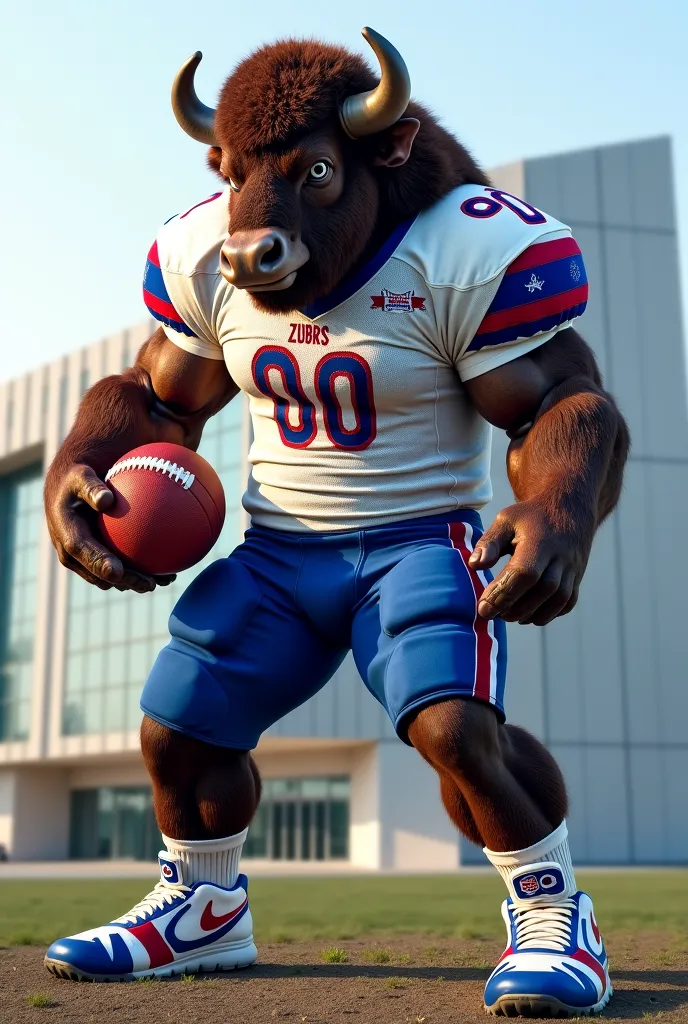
<box><xmin>246</xmin><ymin>269</ymin><xmax>300</xmax><ymax>293</ymax></box>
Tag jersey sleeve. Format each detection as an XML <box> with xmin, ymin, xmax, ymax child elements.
<box><xmin>455</xmin><ymin>236</ymin><xmax>588</xmax><ymax>382</ymax></box>
<box><xmin>142</xmin><ymin>240</ymin><xmax>225</xmax><ymax>361</ymax></box>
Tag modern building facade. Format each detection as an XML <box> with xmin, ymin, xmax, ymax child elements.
<box><xmin>0</xmin><ymin>136</ymin><xmax>686</xmax><ymax>868</ymax></box>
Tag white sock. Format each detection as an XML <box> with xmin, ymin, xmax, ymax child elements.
<box><xmin>162</xmin><ymin>828</ymin><xmax>248</xmax><ymax>888</ymax></box>
<box><xmin>484</xmin><ymin>820</ymin><xmax>577</xmax><ymax>905</ymax></box>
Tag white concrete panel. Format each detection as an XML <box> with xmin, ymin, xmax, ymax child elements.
<box><xmin>12</xmin><ymin>767</ymin><xmax>70</xmax><ymax>859</ymax></box>
<box><xmin>646</xmin><ymin>462</ymin><xmax>688</xmax><ymax>742</ymax></box>
<box><xmin>104</xmin><ymin>330</ymin><xmax>128</xmax><ymax>378</ymax></box>
<box><xmin>503</xmin><ymin>622</ymin><xmax>545</xmax><ymax>739</ymax></box>
<box><xmin>630</xmin><ymin>137</ymin><xmax>675</xmax><ymax>231</ymax></box>
<box><xmin>0</xmin><ymin>382</ymin><xmax>9</xmax><ymax>458</ymax></box>
<box><xmin>0</xmin><ymin>770</ymin><xmax>15</xmax><ymax>853</ymax></box>
<box><xmin>629</xmin><ymin>748</ymin><xmax>666</xmax><ymax>863</ymax></box>
<box><xmin>662</xmin><ymin>749</ymin><xmax>688</xmax><ymax>861</ymax></box>
<box><xmin>489</xmin><ymin>160</ymin><xmax>525</xmax><ymax>198</ymax></box>
<box><xmin>557</xmin><ymin>150</ymin><xmax>600</xmax><ymax>227</ymax></box>
<box><xmin>632</xmin><ymin>232</ymin><xmax>688</xmax><ymax>457</ymax></box>
<box><xmin>571</xmin><ymin>225</ymin><xmax>609</xmax><ymax>380</ymax></box>
<box><xmin>378</xmin><ymin>741</ymin><xmax>458</xmax><ymax>871</ymax></box>
<box><xmin>599</xmin><ymin>143</ymin><xmax>633</xmax><ymax>226</ymax></box>
<box><xmin>524</xmin><ymin>158</ymin><xmax>563</xmax><ymax>222</ymax></box>
<box><xmin>349</xmin><ymin>743</ymin><xmax>380</xmax><ymax>868</ymax></box>
<box><xmin>603</xmin><ymin>228</ymin><xmax>647</xmax><ymax>454</ymax></box>
<box><xmin>616</xmin><ymin>463</ymin><xmax>658</xmax><ymax>745</ymax></box>
<box><xmin>26</xmin><ymin>368</ymin><xmax>45</xmax><ymax>447</ymax></box>
<box><xmin>543</xmin><ymin>612</ymin><xmax>585</xmax><ymax>744</ymax></box>
<box><xmin>583</xmin><ymin>746</ymin><xmax>631</xmax><ymax>863</ymax></box>
<box><xmin>9</xmin><ymin>374</ymin><xmax>29</xmax><ymax>451</ymax></box>
<box><xmin>576</xmin><ymin>517</ymin><xmax>625</xmax><ymax>744</ymax></box>
<box><xmin>550</xmin><ymin>745</ymin><xmax>588</xmax><ymax>863</ymax></box>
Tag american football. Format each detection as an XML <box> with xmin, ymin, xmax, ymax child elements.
<box><xmin>98</xmin><ymin>441</ymin><xmax>225</xmax><ymax>575</ymax></box>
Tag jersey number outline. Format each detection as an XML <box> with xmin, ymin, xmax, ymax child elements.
<box><xmin>251</xmin><ymin>346</ymin><xmax>377</xmax><ymax>451</ymax></box>
<box><xmin>460</xmin><ymin>188</ymin><xmax>546</xmax><ymax>225</ymax></box>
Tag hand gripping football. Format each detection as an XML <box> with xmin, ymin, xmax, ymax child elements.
<box><xmin>99</xmin><ymin>442</ymin><xmax>226</xmax><ymax>575</ymax></box>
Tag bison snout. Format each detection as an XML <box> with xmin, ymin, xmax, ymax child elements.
<box><xmin>220</xmin><ymin>228</ymin><xmax>310</xmax><ymax>291</ymax></box>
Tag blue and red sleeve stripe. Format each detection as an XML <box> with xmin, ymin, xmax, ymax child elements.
<box><xmin>143</xmin><ymin>241</ymin><xmax>197</xmax><ymax>338</ymax></box>
<box><xmin>468</xmin><ymin>237</ymin><xmax>588</xmax><ymax>351</ymax></box>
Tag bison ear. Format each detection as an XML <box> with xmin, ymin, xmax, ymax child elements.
<box><xmin>206</xmin><ymin>147</ymin><xmax>225</xmax><ymax>179</ymax></box>
<box><xmin>373</xmin><ymin>118</ymin><xmax>420</xmax><ymax>168</ymax></box>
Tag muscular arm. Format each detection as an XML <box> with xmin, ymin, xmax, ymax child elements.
<box><xmin>463</xmin><ymin>328</ymin><xmax>630</xmax><ymax>625</ymax></box>
<box><xmin>45</xmin><ymin>328</ymin><xmax>238</xmax><ymax>592</ymax></box>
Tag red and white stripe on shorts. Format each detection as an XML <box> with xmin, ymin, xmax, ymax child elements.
<box><xmin>448</xmin><ymin>521</ymin><xmax>500</xmax><ymax>706</ymax></box>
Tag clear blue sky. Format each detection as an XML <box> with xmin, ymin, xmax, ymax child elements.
<box><xmin>2</xmin><ymin>0</ymin><xmax>686</xmax><ymax>383</ymax></box>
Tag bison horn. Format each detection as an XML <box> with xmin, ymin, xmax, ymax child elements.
<box><xmin>340</xmin><ymin>27</ymin><xmax>411</xmax><ymax>138</ymax></box>
<box><xmin>171</xmin><ymin>51</ymin><xmax>218</xmax><ymax>147</ymax></box>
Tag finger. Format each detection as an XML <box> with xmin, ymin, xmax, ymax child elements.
<box><xmin>530</xmin><ymin>571</ymin><xmax>577</xmax><ymax>626</ymax></box>
<box><xmin>478</xmin><ymin>554</ymin><xmax>546</xmax><ymax>619</ymax></box>
<box><xmin>502</xmin><ymin>562</ymin><xmax>563</xmax><ymax>624</ymax></box>
<box><xmin>119</xmin><ymin>570</ymin><xmax>156</xmax><ymax>594</ymax></box>
<box><xmin>557</xmin><ymin>580</ymin><xmax>580</xmax><ymax>620</ymax></box>
<box><xmin>70</xmin><ymin>465</ymin><xmax>114</xmax><ymax>512</ymax></box>
<box><xmin>62</xmin><ymin>524</ymin><xmax>124</xmax><ymax>584</ymax></box>
<box><xmin>153</xmin><ymin>574</ymin><xmax>177</xmax><ymax>587</ymax></box>
<box><xmin>58</xmin><ymin>548</ymin><xmax>114</xmax><ymax>591</ymax></box>
<box><xmin>469</xmin><ymin>517</ymin><xmax>515</xmax><ymax>570</ymax></box>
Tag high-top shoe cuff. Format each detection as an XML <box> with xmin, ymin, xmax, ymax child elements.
<box><xmin>507</xmin><ymin>860</ymin><xmax>575</xmax><ymax>906</ymax></box>
<box><xmin>484</xmin><ymin>821</ymin><xmax>577</xmax><ymax>905</ymax></box>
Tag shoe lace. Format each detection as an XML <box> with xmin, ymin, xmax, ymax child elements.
<box><xmin>512</xmin><ymin>899</ymin><xmax>576</xmax><ymax>952</ymax></box>
<box><xmin>112</xmin><ymin>881</ymin><xmax>192</xmax><ymax>925</ymax></box>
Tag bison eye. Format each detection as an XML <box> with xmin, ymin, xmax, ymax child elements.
<box><xmin>228</xmin><ymin>177</ymin><xmax>241</xmax><ymax>193</ymax></box>
<box><xmin>306</xmin><ymin>161</ymin><xmax>332</xmax><ymax>185</ymax></box>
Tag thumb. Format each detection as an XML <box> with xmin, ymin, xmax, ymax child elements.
<box><xmin>71</xmin><ymin>465</ymin><xmax>114</xmax><ymax>512</ymax></box>
<box><xmin>469</xmin><ymin>516</ymin><xmax>515</xmax><ymax>570</ymax></box>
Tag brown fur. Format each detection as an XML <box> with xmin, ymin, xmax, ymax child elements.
<box><xmin>206</xmin><ymin>38</ymin><xmax>490</xmax><ymax>310</ymax></box>
<box><xmin>407</xmin><ymin>698</ymin><xmax>569</xmax><ymax>851</ymax></box>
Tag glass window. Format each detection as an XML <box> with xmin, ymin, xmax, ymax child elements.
<box><xmin>69</xmin><ymin>786</ymin><xmax>161</xmax><ymax>860</ymax></box>
<box><xmin>0</xmin><ymin>464</ymin><xmax>43</xmax><ymax>741</ymax></box>
<box><xmin>61</xmin><ymin>398</ymin><xmax>247</xmax><ymax>736</ymax></box>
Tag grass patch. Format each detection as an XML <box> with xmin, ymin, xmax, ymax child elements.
<box><xmin>385</xmin><ymin>976</ymin><xmax>410</xmax><ymax>989</ymax></box>
<box><xmin>26</xmin><ymin>994</ymin><xmax>56</xmax><ymax>1008</ymax></box>
<box><xmin>362</xmin><ymin>946</ymin><xmax>392</xmax><ymax>963</ymax></box>
<box><xmin>0</xmin><ymin>871</ymin><xmax>686</xmax><ymax>947</ymax></box>
<box><xmin>320</xmin><ymin>946</ymin><xmax>348</xmax><ymax>963</ymax></box>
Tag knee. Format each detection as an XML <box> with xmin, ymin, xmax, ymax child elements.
<box><xmin>408</xmin><ymin>698</ymin><xmax>501</xmax><ymax>783</ymax></box>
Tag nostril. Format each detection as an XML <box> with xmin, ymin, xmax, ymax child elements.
<box><xmin>260</xmin><ymin>236</ymin><xmax>284</xmax><ymax>270</ymax></box>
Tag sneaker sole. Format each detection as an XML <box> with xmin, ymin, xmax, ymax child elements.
<box><xmin>485</xmin><ymin>984</ymin><xmax>613</xmax><ymax>1018</ymax></box>
<box><xmin>44</xmin><ymin>938</ymin><xmax>258</xmax><ymax>982</ymax></box>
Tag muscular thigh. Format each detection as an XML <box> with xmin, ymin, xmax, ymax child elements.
<box><xmin>141</xmin><ymin>531</ymin><xmax>346</xmax><ymax>749</ymax></box>
<box><xmin>351</xmin><ymin>514</ymin><xmax>507</xmax><ymax>742</ymax></box>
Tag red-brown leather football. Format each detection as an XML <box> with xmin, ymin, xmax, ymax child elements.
<box><xmin>99</xmin><ymin>442</ymin><xmax>226</xmax><ymax>575</ymax></box>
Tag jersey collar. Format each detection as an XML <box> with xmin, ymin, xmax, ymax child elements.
<box><xmin>300</xmin><ymin>216</ymin><xmax>416</xmax><ymax>320</ymax></box>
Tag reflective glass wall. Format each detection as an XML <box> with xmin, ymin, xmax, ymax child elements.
<box><xmin>62</xmin><ymin>400</ymin><xmax>245</xmax><ymax>735</ymax></box>
<box><xmin>0</xmin><ymin>465</ymin><xmax>43</xmax><ymax>741</ymax></box>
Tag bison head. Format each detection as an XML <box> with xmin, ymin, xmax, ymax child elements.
<box><xmin>171</xmin><ymin>29</ymin><xmax>487</xmax><ymax>313</ymax></box>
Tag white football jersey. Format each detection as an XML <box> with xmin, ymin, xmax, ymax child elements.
<box><xmin>143</xmin><ymin>184</ymin><xmax>588</xmax><ymax>532</ymax></box>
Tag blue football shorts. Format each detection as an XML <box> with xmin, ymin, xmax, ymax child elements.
<box><xmin>140</xmin><ymin>509</ymin><xmax>507</xmax><ymax>749</ymax></box>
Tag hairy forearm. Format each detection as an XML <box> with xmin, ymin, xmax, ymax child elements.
<box><xmin>48</xmin><ymin>367</ymin><xmax>190</xmax><ymax>481</ymax></box>
<box><xmin>507</xmin><ymin>375</ymin><xmax>630</xmax><ymax>530</ymax></box>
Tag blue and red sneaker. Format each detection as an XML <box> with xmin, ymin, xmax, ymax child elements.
<box><xmin>484</xmin><ymin>864</ymin><xmax>612</xmax><ymax>1017</ymax></box>
<box><xmin>44</xmin><ymin>853</ymin><xmax>257</xmax><ymax>981</ymax></box>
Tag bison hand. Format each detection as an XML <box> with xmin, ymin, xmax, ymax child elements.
<box><xmin>45</xmin><ymin>464</ymin><xmax>176</xmax><ymax>593</ymax></box>
<box><xmin>467</xmin><ymin>498</ymin><xmax>594</xmax><ymax>626</ymax></box>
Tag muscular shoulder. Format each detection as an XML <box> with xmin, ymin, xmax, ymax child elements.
<box><xmin>143</xmin><ymin>190</ymin><xmax>230</xmax><ymax>356</ymax></box>
<box><xmin>396</xmin><ymin>184</ymin><xmax>571</xmax><ymax>291</ymax></box>
<box><xmin>155</xmin><ymin>190</ymin><xmax>229</xmax><ymax>278</ymax></box>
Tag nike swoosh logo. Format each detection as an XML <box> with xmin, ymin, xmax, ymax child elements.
<box><xmin>200</xmin><ymin>899</ymin><xmax>247</xmax><ymax>932</ymax></box>
<box><xmin>164</xmin><ymin>896</ymin><xmax>249</xmax><ymax>954</ymax></box>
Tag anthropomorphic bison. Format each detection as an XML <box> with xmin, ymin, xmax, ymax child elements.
<box><xmin>44</xmin><ymin>28</ymin><xmax>628</xmax><ymax>1016</ymax></box>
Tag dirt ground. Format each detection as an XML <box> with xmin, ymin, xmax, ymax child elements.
<box><xmin>1</xmin><ymin>934</ymin><xmax>686</xmax><ymax>1024</ymax></box>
